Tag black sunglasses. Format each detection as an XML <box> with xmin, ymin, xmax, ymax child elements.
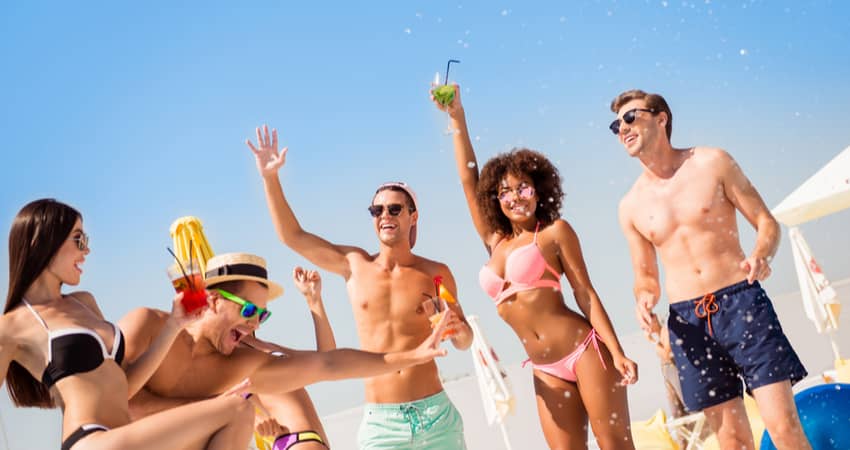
<box><xmin>368</xmin><ymin>203</ymin><xmax>409</xmax><ymax>218</ymax></box>
<box><xmin>609</xmin><ymin>108</ymin><xmax>656</xmax><ymax>135</ymax></box>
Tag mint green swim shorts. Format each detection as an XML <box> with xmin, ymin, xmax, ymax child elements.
<box><xmin>357</xmin><ymin>390</ymin><xmax>466</xmax><ymax>449</ymax></box>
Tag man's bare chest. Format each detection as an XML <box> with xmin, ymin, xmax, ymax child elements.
<box><xmin>632</xmin><ymin>176</ymin><xmax>727</xmax><ymax>245</ymax></box>
<box><xmin>146</xmin><ymin>346</ymin><xmax>241</xmax><ymax>396</ymax></box>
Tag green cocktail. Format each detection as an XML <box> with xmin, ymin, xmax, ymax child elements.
<box><xmin>433</xmin><ymin>85</ymin><xmax>456</xmax><ymax>107</ymax></box>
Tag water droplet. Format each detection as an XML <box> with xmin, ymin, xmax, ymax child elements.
<box><xmin>739</xmin><ymin>48</ymin><xmax>748</xmax><ymax>56</ymax></box>
<box><xmin>708</xmin><ymin>389</ymin><xmax>716</xmax><ymax>397</ymax></box>
<box><xmin>564</xmin><ymin>391</ymin><xmax>571</xmax><ymax>398</ymax></box>
<box><xmin>403</xmin><ymin>28</ymin><xmax>412</xmax><ymax>35</ymax></box>
<box><xmin>467</xmin><ymin>161</ymin><xmax>476</xmax><ymax>168</ymax></box>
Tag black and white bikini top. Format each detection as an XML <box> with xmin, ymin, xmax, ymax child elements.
<box><xmin>22</xmin><ymin>297</ymin><xmax>125</xmax><ymax>388</ymax></box>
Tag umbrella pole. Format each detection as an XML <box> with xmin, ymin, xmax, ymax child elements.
<box><xmin>829</xmin><ymin>332</ymin><xmax>842</xmax><ymax>361</ymax></box>
<box><xmin>497</xmin><ymin>419</ymin><xmax>513</xmax><ymax>450</ymax></box>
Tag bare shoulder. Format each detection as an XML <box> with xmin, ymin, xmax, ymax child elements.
<box><xmin>412</xmin><ymin>254</ymin><xmax>452</xmax><ymax>276</ymax></box>
<box><xmin>122</xmin><ymin>307</ymin><xmax>169</xmax><ymax>325</ymax></box>
<box><xmin>118</xmin><ymin>307</ymin><xmax>169</xmax><ymax>336</ymax></box>
<box><xmin>691</xmin><ymin>146</ymin><xmax>734</xmax><ymax>166</ymax></box>
<box><xmin>67</xmin><ymin>290</ymin><xmax>97</xmax><ymax>308</ymax></box>
<box><xmin>341</xmin><ymin>245</ymin><xmax>371</xmax><ymax>259</ymax></box>
<box><xmin>539</xmin><ymin>219</ymin><xmax>580</xmax><ymax>248</ymax></box>
<box><xmin>0</xmin><ymin>313</ymin><xmax>15</xmax><ymax>342</ymax></box>
<box><xmin>545</xmin><ymin>218</ymin><xmax>576</xmax><ymax>236</ymax></box>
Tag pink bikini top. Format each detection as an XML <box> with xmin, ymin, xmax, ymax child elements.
<box><xmin>479</xmin><ymin>223</ymin><xmax>561</xmax><ymax>305</ymax></box>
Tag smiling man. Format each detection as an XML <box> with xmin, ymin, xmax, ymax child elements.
<box><xmin>120</xmin><ymin>252</ymin><xmax>451</xmax><ymax>449</ymax></box>
<box><xmin>611</xmin><ymin>89</ymin><xmax>810</xmax><ymax>450</ymax></box>
<box><xmin>246</xmin><ymin>125</ymin><xmax>473</xmax><ymax>449</ymax></box>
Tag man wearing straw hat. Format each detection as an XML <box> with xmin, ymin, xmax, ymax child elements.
<box><xmin>246</xmin><ymin>125</ymin><xmax>473</xmax><ymax>449</ymax></box>
<box><xmin>610</xmin><ymin>89</ymin><xmax>810</xmax><ymax>449</ymax></box>
<box><xmin>120</xmin><ymin>252</ymin><xmax>451</xmax><ymax>450</ymax></box>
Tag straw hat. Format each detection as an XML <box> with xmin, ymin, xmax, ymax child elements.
<box><xmin>204</xmin><ymin>252</ymin><xmax>284</xmax><ymax>300</ymax></box>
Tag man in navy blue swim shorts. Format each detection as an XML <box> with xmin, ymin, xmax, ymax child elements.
<box><xmin>612</xmin><ymin>89</ymin><xmax>811</xmax><ymax>450</ymax></box>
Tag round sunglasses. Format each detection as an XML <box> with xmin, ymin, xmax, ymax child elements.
<box><xmin>216</xmin><ymin>289</ymin><xmax>272</xmax><ymax>324</ymax></box>
<box><xmin>609</xmin><ymin>108</ymin><xmax>656</xmax><ymax>135</ymax></box>
<box><xmin>497</xmin><ymin>184</ymin><xmax>535</xmax><ymax>204</ymax></box>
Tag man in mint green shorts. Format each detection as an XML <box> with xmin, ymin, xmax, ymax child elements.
<box><xmin>245</xmin><ymin>125</ymin><xmax>473</xmax><ymax>449</ymax></box>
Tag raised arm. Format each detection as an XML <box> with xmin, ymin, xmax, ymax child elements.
<box><xmin>118</xmin><ymin>297</ymin><xmax>200</xmax><ymax>398</ymax></box>
<box><xmin>248</xmin><ymin>314</ymin><xmax>450</xmax><ymax>393</ymax></box>
<box><xmin>431</xmin><ymin>85</ymin><xmax>498</xmax><ymax>249</ymax></box>
<box><xmin>293</xmin><ymin>267</ymin><xmax>336</xmax><ymax>351</ymax></box>
<box><xmin>247</xmin><ymin>125</ymin><xmax>360</xmax><ymax>278</ymax></box>
<box><xmin>553</xmin><ymin>220</ymin><xmax>637</xmax><ymax>384</ymax></box>
<box><xmin>618</xmin><ymin>197</ymin><xmax>661</xmax><ymax>333</ymax></box>
<box><xmin>717</xmin><ymin>148</ymin><xmax>780</xmax><ymax>283</ymax></box>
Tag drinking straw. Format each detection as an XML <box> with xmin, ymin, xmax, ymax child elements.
<box><xmin>433</xmin><ymin>276</ymin><xmax>443</xmax><ymax>311</ymax></box>
<box><xmin>188</xmin><ymin>240</ymin><xmax>196</xmax><ymax>290</ymax></box>
<box><xmin>167</xmin><ymin>247</ymin><xmax>191</xmax><ymax>287</ymax></box>
<box><xmin>444</xmin><ymin>60</ymin><xmax>460</xmax><ymax>85</ymax></box>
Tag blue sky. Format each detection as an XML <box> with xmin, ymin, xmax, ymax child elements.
<box><xmin>2</xmin><ymin>1</ymin><xmax>850</xmax><ymax>447</ymax></box>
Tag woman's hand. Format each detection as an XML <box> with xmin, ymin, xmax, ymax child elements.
<box><xmin>430</xmin><ymin>83</ymin><xmax>464</xmax><ymax>119</ymax></box>
<box><xmin>612</xmin><ymin>353</ymin><xmax>638</xmax><ymax>385</ymax></box>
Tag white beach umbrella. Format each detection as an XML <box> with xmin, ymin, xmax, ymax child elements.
<box><xmin>772</xmin><ymin>145</ymin><xmax>850</xmax><ymax>226</ymax></box>
<box><xmin>468</xmin><ymin>315</ymin><xmax>515</xmax><ymax>450</ymax></box>
<box><xmin>772</xmin><ymin>145</ymin><xmax>849</xmax><ymax>363</ymax></box>
<box><xmin>788</xmin><ymin>227</ymin><xmax>841</xmax><ymax>358</ymax></box>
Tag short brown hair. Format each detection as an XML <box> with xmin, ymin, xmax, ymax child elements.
<box><xmin>610</xmin><ymin>89</ymin><xmax>673</xmax><ymax>140</ymax></box>
<box><xmin>476</xmin><ymin>148</ymin><xmax>563</xmax><ymax>236</ymax></box>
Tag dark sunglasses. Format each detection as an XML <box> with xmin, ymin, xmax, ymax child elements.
<box><xmin>609</xmin><ymin>108</ymin><xmax>656</xmax><ymax>135</ymax></box>
<box><xmin>216</xmin><ymin>289</ymin><xmax>272</xmax><ymax>324</ymax></box>
<box><xmin>497</xmin><ymin>184</ymin><xmax>535</xmax><ymax>204</ymax></box>
<box><xmin>368</xmin><ymin>203</ymin><xmax>409</xmax><ymax>218</ymax></box>
<box><xmin>72</xmin><ymin>232</ymin><xmax>89</xmax><ymax>251</ymax></box>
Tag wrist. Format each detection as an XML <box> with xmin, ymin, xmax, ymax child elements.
<box><xmin>449</xmin><ymin>107</ymin><xmax>466</xmax><ymax>122</ymax></box>
<box><xmin>163</xmin><ymin>316</ymin><xmax>184</xmax><ymax>333</ymax></box>
<box><xmin>262</xmin><ymin>173</ymin><xmax>281</xmax><ymax>184</ymax></box>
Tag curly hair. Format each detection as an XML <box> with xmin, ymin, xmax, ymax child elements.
<box><xmin>476</xmin><ymin>148</ymin><xmax>564</xmax><ymax>235</ymax></box>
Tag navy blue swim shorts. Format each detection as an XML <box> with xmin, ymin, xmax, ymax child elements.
<box><xmin>667</xmin><ymin>280</ymin><xmax>807</xmax><ymax>412</ymax></box>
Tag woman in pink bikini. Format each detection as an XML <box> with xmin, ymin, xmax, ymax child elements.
<box><xmin>433</xmin><ymin>86</ymin><xmax>638</xmax><ymax>449</ymax></box>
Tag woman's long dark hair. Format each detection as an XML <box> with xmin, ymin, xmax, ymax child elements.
<box><xmin>4</xmin><ymin>198</ymin><xmax>81</xmax><ymax>407</ymax></box>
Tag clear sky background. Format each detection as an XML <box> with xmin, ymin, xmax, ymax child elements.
<box><xmin>2</xmin><ymin>1</ymin><xmax>849</xmax><ymax>448</ymax></box>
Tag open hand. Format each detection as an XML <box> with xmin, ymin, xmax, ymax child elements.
<box><xmin>411</xmin><ymin>311</ymin><xmax>450</xmax><ymax>364</ymax></box>
<box><xmin>246</xmin><ymin>124</ymin><xmax>288</xmax><ymax>178</ymax></box>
